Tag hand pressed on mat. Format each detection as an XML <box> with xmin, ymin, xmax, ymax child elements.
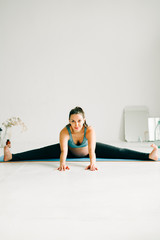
<box><xmin>85</xmin><ymin>164</ymin><xmax>98</xmax><ymax>171</ymax></box>
<box><xmin>57</xmin><ymin>164</ymin><xmax>70</xmax><ymax>171</ymax></box>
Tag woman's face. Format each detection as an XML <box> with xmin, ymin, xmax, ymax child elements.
<box><xmin>69</xmin><ymin>114</ymin><xmax>85</xmax><ymax>132</ymax></box>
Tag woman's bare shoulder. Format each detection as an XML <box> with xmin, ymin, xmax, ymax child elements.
<box><xmin>59</xmin><ymin>126</ymin><xmax>69</xmax><ymax>138</ymax></box>
<box><xmin>59</xmin><ymin>126</ymin><xmax>70</xmax><ymax>143</ymax></box>
<box><xmin>60</xmin><ymin>126</ymin><xmax>69</xmax><ymax>136</ymax></box>
<box><xmin>86</xmin><ymin>126</ymin><xmax>95</xmax><ymax>133</ymax></box>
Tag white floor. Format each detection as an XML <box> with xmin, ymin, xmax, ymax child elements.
<box><xmin>0</xmin><ymin>142</ymin><xmax>160</xmax><ymax>240</ymax></box>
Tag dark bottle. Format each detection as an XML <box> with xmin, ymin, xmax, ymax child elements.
<box><xmin>6</xmin><ymin>139</ymin><xmax>11</xmax><ymax>148</ymax></box>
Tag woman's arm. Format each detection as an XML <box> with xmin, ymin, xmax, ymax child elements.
<box><xmin>86</xmin><ymin>126</ymin><xmax>98</xmax><ymax>171</ymax></box>
<box><xmin>57</xmin><ymin>128</ymin><xmax>70</xmax><ymax>171</ymax></box>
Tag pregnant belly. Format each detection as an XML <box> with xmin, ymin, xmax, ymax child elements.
<box><xmin>68</xmin><ymin>146</ymin><xmax>89</xmax><ymax>157</ymax></box>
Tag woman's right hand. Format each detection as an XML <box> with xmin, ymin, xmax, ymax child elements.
<box><xmin>57</xmin><ymin>164</ymin><xmax>70</xmax><ymax>171</ymax></box>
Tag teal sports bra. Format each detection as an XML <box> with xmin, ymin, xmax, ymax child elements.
<box><xmin>66</xmin><ymin>125</ymin><xmax>88</xmax><ymax>148</ymax></box>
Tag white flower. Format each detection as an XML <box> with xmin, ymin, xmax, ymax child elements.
<box><xmin>2</xmin><ymin>117</ymin><xmax>27</xmax><ymax>132</ymax></box>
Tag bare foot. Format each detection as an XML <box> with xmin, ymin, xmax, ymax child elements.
<box><xmin>149</xmin><ymin>144</ymin><xmax>158</xmax><ymax>161</ymax></box>
<box><xmin>3</xmin><ymin>145</ymin><xmax>12</xmax><ymax>162</ymax></box>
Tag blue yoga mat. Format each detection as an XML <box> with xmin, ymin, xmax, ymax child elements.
<box><xmin>0</xmin><ymin>155</ymin><xmax>159</xmax><ymax>162</ymax></box>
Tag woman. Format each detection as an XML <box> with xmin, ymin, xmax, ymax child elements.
<box><xmin>3</xmin><ymin>106</ymin><xmax>158</xmax><ymax>171</ymax></box>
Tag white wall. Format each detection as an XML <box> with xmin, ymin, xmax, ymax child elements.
<box><xmin>0</xmin><ymin>0</ymin><xmax>160</xmax><ymax>149</ymax></box>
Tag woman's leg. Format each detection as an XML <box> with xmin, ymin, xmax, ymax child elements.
<box><xmin>4</xmin><ymin>143</ymin><xmax>88</xmax><ymax>162</ymax></box>
<box><xmin>95</xmin><ymin>142</ymin><xmax>151</xmax><ymax>160</ymax></box>
<box><xmin>7</xmin><ymin>143</ymin><xmax>61</xmax><ymax>161</ymax></box>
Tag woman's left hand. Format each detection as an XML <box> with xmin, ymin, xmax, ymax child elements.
<box><xmin>85</xmin><ymin>164</ymin><xmax>98</xmax><ymax>171</ymax></box>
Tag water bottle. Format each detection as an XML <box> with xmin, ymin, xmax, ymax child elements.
<box><xmin>155</xmin><ymin>120</ymin><xmax>160</xmax><ymax>148</ymax></box>
<box><xmin>0</xmin><ymin>128</ymin><xmax>2</xmax><ymax>147</ymax></box>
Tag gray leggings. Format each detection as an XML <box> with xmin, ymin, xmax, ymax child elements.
<box><xmin>11</xmin><ymin>142</ymin><xmax>150</xmax><ymax>161</ymax></box>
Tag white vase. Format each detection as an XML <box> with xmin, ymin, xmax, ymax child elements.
<box><xmin>2</xmin><ymin>127</ymin><xmax>12</xmax><ymax>147</ymax></box>
<box><xmin>0</xmin><ymin>130</ymin><xmax>2</xmax><ymax>147</ymax></box>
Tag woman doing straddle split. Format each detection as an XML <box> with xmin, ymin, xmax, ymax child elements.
<box><xmin>3</xmin><ymin>107</ymin><xmax>158</xmax><ymax>171</ymax></box>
